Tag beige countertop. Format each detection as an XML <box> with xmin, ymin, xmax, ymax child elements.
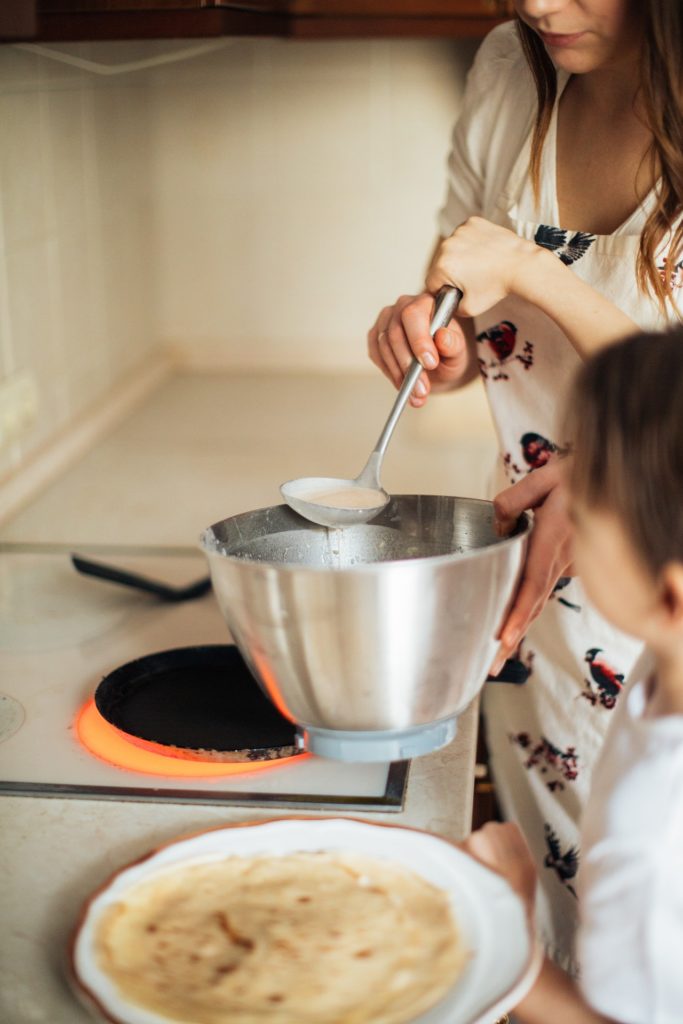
<box><xmin>0</xmin><ymin>370</ymin><xmax>496</xmax><ymax>1024</ymax></box>
<box><xmin>0</xmin><ymin>723</ymin><xmax>478</xmax><ymax>1024</ymax></box>
<box><xmin>0</xmin><ymin>370</ymin><xmax>496</xmax><ymax>547</ymax></box>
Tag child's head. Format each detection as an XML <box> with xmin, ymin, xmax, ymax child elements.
<box><xmin>562</xmin><ymin>329</ymin><xmax>683</xmax><ymax>643</ymax></box>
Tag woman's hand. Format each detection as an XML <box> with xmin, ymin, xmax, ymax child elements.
<box><xmin>461</xmin><ymin>822</ymin><xmax>538</xmax><ymax>924</ymax></box>
<box><xmin>426</xmin><ymin>217</ymin><xmax>543</xmax><ymax>317</ymax></box>
<box><xmin>428</xmin><ymin>216</ymin><xmax>640</xmax><ymax>360</ymax></box>
<box><xmin>367</xmin><ymin>292</ymin><xmax>475</xmax><ymax>408</ymax></box>
<box><xmin>490</xmin><ymin>460</ymin><xmax>574</xmax><ymax>676</ymax></box>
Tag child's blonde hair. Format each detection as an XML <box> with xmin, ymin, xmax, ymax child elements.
<box><xmin>563</xmin><ymin>330</ymin><xmax>683</xmax><ymax>578</ymax></box>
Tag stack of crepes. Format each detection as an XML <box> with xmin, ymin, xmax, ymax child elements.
<box><xmin>95</xmin><ymin>850</ymin><xmax>468</xmax><ymax>1024</ymax></box>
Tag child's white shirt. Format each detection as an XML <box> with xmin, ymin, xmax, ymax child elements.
<box><xmin>578</xmin><ymin>651</ymin><xmax>683</xmax><ymax>1023</ymax></box>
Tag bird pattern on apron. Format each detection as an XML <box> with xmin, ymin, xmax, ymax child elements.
<box><xmin>475</xmin><ymin>88</ymin><xmax>680</xmax><ymax>971</ymax></box>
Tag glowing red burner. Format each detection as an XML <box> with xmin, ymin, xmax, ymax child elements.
<box><xmin>75</xmin><ymin>699</ymin><xmax>306</xmax><ymax>778</ymax></box>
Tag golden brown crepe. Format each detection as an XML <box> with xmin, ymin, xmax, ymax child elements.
<box><xmin>94</xmin><ymin>850</ymin><xmax>467</xmax><ymax>1024</ymax></box>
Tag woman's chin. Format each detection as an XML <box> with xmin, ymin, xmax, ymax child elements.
<box><xmin>543</xmin><ymin>48</ymin><xmax>603</xmax><ymax>75</ymax></box>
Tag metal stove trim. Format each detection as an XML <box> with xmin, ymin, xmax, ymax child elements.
<box><xmin>0</xmin><ymin>760</ymin><xmax>410</xmax><ymax>812</ymax></box>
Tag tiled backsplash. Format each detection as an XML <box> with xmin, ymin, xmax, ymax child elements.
<box><xmin>0</xmin><ymin>44</ymin><xmax>157</xmax><ymax>482</ymax></box>
<box><xmin>0</xmin><ymin>34</ymin><xmax>480</xmax><ymax>485</ymax></box>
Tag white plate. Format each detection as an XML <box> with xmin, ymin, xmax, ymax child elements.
<box><xmin>70</xmin><ymin>817</ymin><xmax>540</xmax><ymax>1024</ymax></box>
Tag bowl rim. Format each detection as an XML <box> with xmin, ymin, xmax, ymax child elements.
<box><xmin>200</xmin><ymin>495</ymin><xmax>532</xmax><ymax>575</ymax></box>
<box><xmin>68</xmin><ymin>815</ymin><xmax>541</xmax><ymax>1024</ymax></box>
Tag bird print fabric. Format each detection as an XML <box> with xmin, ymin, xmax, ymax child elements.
<box><xmin>582</xmin><ymin>648</ymin><xmax>625</xmax><ymax>709</ymax></box>
<box><xmin>501</xmin><ymin>432</ymin><xmax>562</xmax><ymax>483</ymax></box>
<box><xmin>551</xmin><ymin>577</ymin><xmax>581</xmax><ymax>613</ymax></box>
<box><xmin>476</xmin><ymin>320</ymin><xmax>534</xmax><ymax>380</ymax></box>
<box><xmin>543</xmin><ymin>824</ymin><xmax>579</xmax><ymax>898</ymax></box>
<box><xmin>521</xmin><ymin>432</ymin><xmax>558</xmax><ymax>470</ymax></box>
<box><xmin>534</xmin><ymin>224</ymin><xmax>596</xmax><ymax>265</ymax></box>
<box><xmin>657</xmin><ymin>256</ymin><xmax>683</xmax><ymax>290</ymax></box>
<box><xmin>510</xmin><ymin>730</ymin><xmax>580</xmax><ymax>793</ymax></box>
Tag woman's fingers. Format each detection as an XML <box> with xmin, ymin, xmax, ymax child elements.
<box><xmin>489</xmin><ymin>576</ymin><xmax>555</xmax><ymax>678</ymax></box>
<box><xmin>494</xmin><ymin>461</ymin><xmax>563</xmax><ymax>535</ymax></box>
<box><xmin>368</xmin><ymin>295</ymin><xmax>426</xmax><ymax>394</ymax></box>
<box><xmin>368</xmin><ymin>291</ymin><xmax>469</xmax><ymax>407</ymax></box>
<box><xmin>460</xmin><ymin>823</ymin><xmax>537</xmax><ymax>913</ymax></box>
<box><xmin>400</xmin><ymin>294</ymin><xmax>442</xmax><ymax>371</ymax></box>
<box><xmin>489</xmin><ymin>467</ymin><xmax>573</xmax><ymax>675</ymax></box>
<box><xmin>376</xmin><ymin>324</ymin><xmax>404</xmax><ymax>389</ymax></box>
<box><xmin>368</xmin><ymin>305</ymin><xmax>400</xmax><ymax>386</ymax></box>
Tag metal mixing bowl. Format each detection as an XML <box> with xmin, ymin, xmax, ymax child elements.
<box><xmin>200</xmin><ymin>496</ymin><xmax>530</xmax><ymax>761</ymax></box>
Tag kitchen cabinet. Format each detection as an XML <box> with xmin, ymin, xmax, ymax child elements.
<box><xmin>0</xmin><ymin>0</ymin><xmax>37</xmax><ymax>38</ymax></box>
<box><xmin>20</xmin><ymin>2</ymin><xmax>286</xmax><ymax>42</ymax></box>
<box><xmin>278</xmin><ymin>1</ymin><xmax>510</xmax><ymax>40</ymax></box>
<box><xmin>10</xmin><ymin>0</ymin><xmax>510</xmax><ymax>43</ymax></box>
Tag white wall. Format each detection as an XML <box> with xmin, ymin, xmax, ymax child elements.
<box><xmin>149</xmin><ymin>36</ymin><xmax>478</xmax><ymax>371</ymax></box>
<box><xmin>0</xmin><ymin>42</ymin><xmax>157</xmax><ymax>481</ymax></box>
<box><xmin>0</xmin><ymin>34</ymin><xmax>481</xmax><ymax>485</ymax></box>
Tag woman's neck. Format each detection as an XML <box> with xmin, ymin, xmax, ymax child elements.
<box><xmin>563</xmin><ymin>61</ymin><xmax>641</xmax><ymax>120</ymax></box>
<box><xmin>556</xmin><ymin>53</ymin><xmax>653</xmax><ymax>234</ymax></box>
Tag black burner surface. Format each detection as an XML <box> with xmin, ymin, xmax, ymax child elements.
<box><xmin>94</xmin><ymin>645</ymin><xmax>299</xmax><ymax>761</ymax></box>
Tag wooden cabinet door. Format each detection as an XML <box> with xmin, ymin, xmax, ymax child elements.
<box><xmin>25</xmin><ymin>0</ymin><xmax>508</xmax><ymax>42</ymax></box>
<box><xmin>280</xmin><ymin>2</ymin><xmax>506</xmax><ymax>14</ymax></box>
<box><xmin>28</xmin><ymin>1</ymin><xmax>285</xmax><ymax>40</ymax></box>
<box><xmin>0</xmin><ymin>0</ymin><xmax>37</xmax><ymax>39</ymax></box>
<box><xmin>280</xmin><ymin>0</ymin><xmax>509</xmax><ymax>38</ymax></box>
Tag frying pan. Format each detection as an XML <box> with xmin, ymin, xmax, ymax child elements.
<box><xmin>93</xmin><ymin>645</ymin><xmax>301</xmax><ymax>763</ymax></box>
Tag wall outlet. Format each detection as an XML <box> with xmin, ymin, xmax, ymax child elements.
<box><xmin>0</xmin><ymin>371</ymin><xmax>40</xmax><ymax>450</ymax></box>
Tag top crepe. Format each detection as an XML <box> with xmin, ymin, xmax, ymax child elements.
<box><xmin>94</xmin><ymin>850</ymin><xmax>468</xmax><ymax>1024</ymax></box>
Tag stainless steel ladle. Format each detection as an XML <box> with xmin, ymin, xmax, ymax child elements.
<box><xmin>280</xmin><ymin>285</ymin><xmax>463</xmax><ymax>528</ymax></box>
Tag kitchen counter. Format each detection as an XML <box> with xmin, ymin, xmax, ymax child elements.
<box><xmin>0</xmin><ymin>370</ymin><xmax>497</xmax><ymax>547</ymax></box>
<box><xmin>0</xmin><ymin>724</ymin><xmax>477</xmax><ymax>1024</ymax></box>
<box><xmin>0</xmin><ymin>370</ymin><xmax>496</xmax><ymax>1024</ymax></box>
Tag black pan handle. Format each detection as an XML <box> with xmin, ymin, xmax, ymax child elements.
<box><xmin>71</xmin><ymin>554</ymin><xmax>211</xmax><ymax>602</ymax></box>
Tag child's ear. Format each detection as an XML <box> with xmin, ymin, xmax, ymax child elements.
<box><xmin>659</xmin><ymin>562</ymin><xmax>683</xmax><ymax>630</ymax></box>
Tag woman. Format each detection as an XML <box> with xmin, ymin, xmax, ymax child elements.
<box><xmin>368</xmin><ymin>0</ymin><xmax>683</xmax><ymax>968</ymax></box>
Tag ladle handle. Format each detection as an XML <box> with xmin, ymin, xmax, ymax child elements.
<box><xmin>371</xmin><ymin>286</ymin><xmax>463</xmax><ymax>460</ymax></box>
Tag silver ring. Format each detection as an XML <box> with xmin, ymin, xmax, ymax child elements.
<box><xmin>378</xmin><ymin>329</ymin><xmax>388</xmax><ymax>342</ymax></box>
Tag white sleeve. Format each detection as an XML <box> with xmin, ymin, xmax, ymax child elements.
<box><xmin>578</xmin><ymin>756</ymin><xmax>683</xmax><ymax>1024</ymax></box>
<box><xmin>437</xmin><ymin>21</ymin><xmax>536</xmax><ymax>237</ymax></box>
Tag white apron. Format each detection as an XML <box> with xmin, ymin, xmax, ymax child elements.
<box><xmin>476</xmin><ymin>91</ymin><xmax>677</xmax><ymax>970</ymax></box>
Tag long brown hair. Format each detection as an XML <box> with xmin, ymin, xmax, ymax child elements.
<box><xmin>563</xmin><ymin>328</ymin><xmax>683</xmax><ymax>577</ymax></box>
<box><xmin>516</xmin><ymin>4</ymin><xmax>683</xmax><ymax>314</ymax></box>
